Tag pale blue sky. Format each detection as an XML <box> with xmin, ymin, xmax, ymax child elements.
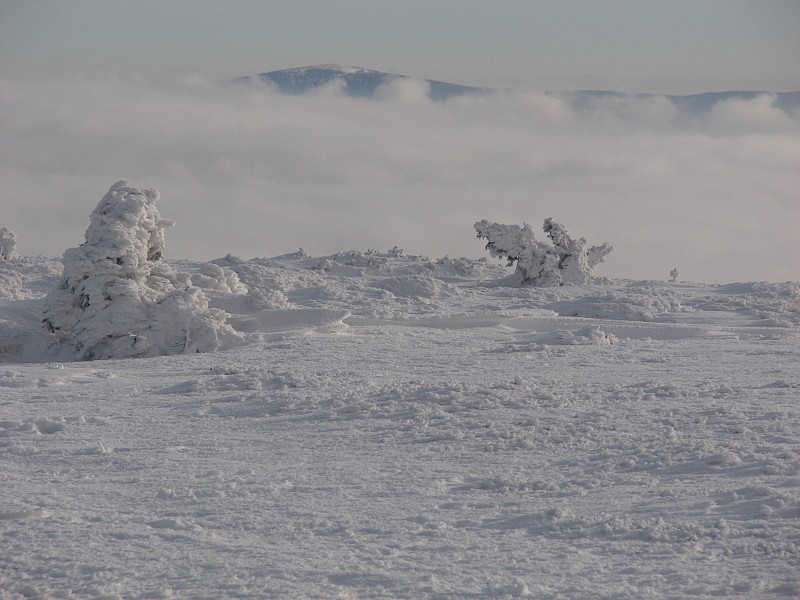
<box><xmin>1</xmin><ymin>0</ymin><xmax>798</xmax><ymax>93</ymax></box>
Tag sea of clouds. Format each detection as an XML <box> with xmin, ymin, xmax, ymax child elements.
<box><xmin>1</xmin><ymin>74</ymin><xmax>798</xmax><ymax>282</ymax></box>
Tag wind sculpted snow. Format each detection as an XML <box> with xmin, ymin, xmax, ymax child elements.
<box><xmin>0</xmin><ymin>248</ymin><xmax>799</xmax><ymax>598</ymax></box>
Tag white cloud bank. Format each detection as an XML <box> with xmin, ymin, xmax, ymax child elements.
<box><xmin>1</xmin><ymin>76</ymin><xmax>798</xmax><ymax>283</ymax></box>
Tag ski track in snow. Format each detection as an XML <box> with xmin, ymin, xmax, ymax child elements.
<box><xmin>0</xmin><ymin>251</ymin><xmax>799</xmax><ymax>599</ymax></box>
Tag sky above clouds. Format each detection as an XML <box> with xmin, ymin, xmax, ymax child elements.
<box><xmin>1</xmin><ymin>1</ymin><xmax>799</xmax><ymax>282</ymax></box>
<box><xmin>1</xmin><ymin>0</ymin><xmax>799</xmax><ymax>92</ymax></box>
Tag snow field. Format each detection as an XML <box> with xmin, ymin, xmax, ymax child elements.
<box><xmin>0</xmin><ymin>249</ymin><xmax>798</xmax><ymax>598</ymax></box>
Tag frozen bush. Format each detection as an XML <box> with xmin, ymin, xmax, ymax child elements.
<box><xmin>543</xmin><ymin>217</ymin><xmax>613</xmax><ymax>285</ymax></box>
<box><xmin>475</xmin><ymin>218</ymin><xmax>612</xmax><ymax>286</ymax></box>
<box><xmin>435</xmin><ymin>256</ymin><xmax>488</xmax><ymax>277</ymax></box>
<box><xmin>474</xmin><ymin>220</ymin><xmax>560</xmax><ymax>286</ymax></box>
<box><xmin>42</xmin><ymin>181</ymin><xmax>242</xmax><ymax>360</ymax></box>
<box><xmin>191</xmin><ymin>263</ymin><xmax>248</xmax><ymax>294</ymax></box>
<box><xmin>246</xmin><ymin>288</ymin><xmax>292</xmax><ymax>310</ymax></box>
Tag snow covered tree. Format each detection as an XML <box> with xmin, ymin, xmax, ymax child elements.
<box><xmin>474</xmin><ymin>220</ymin><xmax>560</xmax><ymax>286</ymax></box>
<box><xmin>0</xmin><ymin>228</ymin><xmax>18</xmax><ymax>260</ymax></box>
<box><xmin>542</xmin><ymin>217</ymin><xmax>613</xmax><ymax>285</ymax></box>
<box><xmin>42</xmin><ymin>181</ymin><xmax>242</xmax><ymax>360</ymax></box>
<box><xmin>474</xmin><ymin>218</ymin><xmax>612</xmax><ymax>286</ymax></box>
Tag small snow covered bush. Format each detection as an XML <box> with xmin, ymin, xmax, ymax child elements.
<box><xmin>0</xmin><ymin>228</ymin><xmax>18</xmax><ymax>260</ymax></box>
<box><xmin>474</xmin><ymin>218</ymin><xmax>612</xmax><ymax>286</ymax></box>
<box><xmin>42</xmin><ymin>181</ymin><xmax>242</xmax><ymax>360</ymax></box>
<box><xmin>245</xmin><ymin>288</ymin><xmax>292</xmax><ymax>310</ymax></box>
<box><xmin>191</xmin><ymin>263</ymin><xmax>248</xmax><ymax>294</ymax></box>
<box><xmin>435</xmin><ymin>256</ymin><xmax>488</xmax><ymax>277</ymax></box>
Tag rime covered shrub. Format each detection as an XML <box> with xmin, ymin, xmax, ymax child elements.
<box><xmin>0</xmin><ymin>228</ymin><xmax>18</xmax><ymax>260</ymax></box>
<box><xmin>191</xmin><ymin>263</ymin><xmax>248</xmax><ymax>294</ymax></box>
<box><xmin>474</xmin><ymin>220</ymin><xmax>560</xmax><ymax>286</ymax></box>
<box><xmin>475</xmin><ymin>218</ymin><xmax>612</xmax><ymax>286</ymax></box>
<box><xmin>42</xmin><ymin>181</ymin><xmax>242</xmax><ymax>360</ymax></box>
<box><xmin>542</xmin><ymin>218</ymin><xmax>612</xmax><ymax>285</ymax></box>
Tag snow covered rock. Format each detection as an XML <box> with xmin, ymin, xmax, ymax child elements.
<box><xmin>475</xmin><ymin>218</ymin><xmax>612</xmax><ymax>286</ymax></box>
<box><xmin>41</xmin><ymin>181</ymin><xmax>243</xmax><ymax>360</ymax></box>
<box><xmin>0</xmin><ymin>228</ymin><xmax>18</xmax><ymax>261</ymax></box>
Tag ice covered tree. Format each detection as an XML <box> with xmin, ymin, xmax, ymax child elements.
<box><xmin>474</xmin><ymin>220</ymin><xmax>561</xmax><ymax>286</ymax></box>
<box><xmin>0</xmin><ymin>227</ymin><xmax>18</xmax><ymax>260</ymax></box>
<box><xmin>542</xmin><ymin>217</ymin><xmax>612</xmax><ymax>285</ymax></box>
<box><xmin>42</xmin><ymin>181</ymin><xmax>242</xmax><ymax>360</ymax></box>
<box><xmin>474</xmin><ymin>218</ymin><xmax>612</xmax><ymax>286</ymax></box>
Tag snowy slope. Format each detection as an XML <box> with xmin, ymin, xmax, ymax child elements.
<box><xmin>1</xmin><ymin>250</ymin><xmax>799</xmax><ymax>598</ymax></box>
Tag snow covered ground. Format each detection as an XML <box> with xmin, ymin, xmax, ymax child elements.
<box><xmin>1</xmin><ymin>250</ymin><xmax>798</xmax><ymax>598</ymax></box>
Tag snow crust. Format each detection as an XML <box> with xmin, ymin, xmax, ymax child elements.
<box><xmin>1</xmin><ymin>246</ymin><xmax>799</xmax><ymax>598</ymax></box>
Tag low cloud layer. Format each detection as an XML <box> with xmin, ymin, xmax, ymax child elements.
<box><xmin>1</xmin><ymin>76</ymin><xmax>798</xmax><ymax>282</ymax></box>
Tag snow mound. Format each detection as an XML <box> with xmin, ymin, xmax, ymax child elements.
<box><xmin>375</xmin><ymin>274</ymin><xmax>461</xmax><ymax>300</ymax></box>
<box><xmin>227</xmin><ymin>308</ymin><xmax>350</xmax><ymax>335</ymax></box>
<box><xmin>218</xmin><ymin>250</ymin><xmax>488</xmax><ymax>319</ymax></box>
<box><xmin>434</xmin><ymin>256</ymin><xmax>493</xmax><ymax>278</ymax></box>
<box><xmin>245</xmin><ymin>288</ymin><xmax>293</xmax><ymax>310</ymax></box>
<box><xmin>190</xmin><ymin>263</ymin><xmax>248</xmax><ymax>294</ymax></box>
<box><xmin>0</xmin><ymin>256</ymin><xmax>62</xmax><ymax>301</ymax></box>
<box><xmin>697</xmin><ymin>282</ymin><xmax>800</xmax><ymax>327</ymax></box>
<box><xmin>504</xmin><ymin>325</ymin><xmax>618</xmax><ymax>349</ymax></box>
<box><xmin>313</xmin><ymin>250</ymin><xmax>389</xmax><ymax>273</ymax></box>
<box><xmin>548</xmin><ymin>284</ymin><xmax>688</xmax><ymax>321</ymax></box>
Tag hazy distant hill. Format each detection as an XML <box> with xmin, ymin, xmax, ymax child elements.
<box><xmin>230</xmin><ymin>64</ymin><xmax>800</xmax><ymax>111</ymax></box>
<box><xmin>230</xmin><ymin>64</ymin><xmax>485</xmax><ymax>100</ymax></box>
<box><xmin>669</xmin><ymin>90</ymin><xmax>800</xmax><ymax>113</ymax></box>
<box><xmin>568</xmin><ymin>88</ymin><xmax>800</xmax><ymax>113</ymax></box>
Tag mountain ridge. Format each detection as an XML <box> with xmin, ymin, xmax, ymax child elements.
<box><xmin>230</xmin><ymin>64</ymin><xmax>486</xmax><ymax>100</ymax></box>
<box><xmin>229</xmin><ymin>64</ymin><xmax>800</xmax><ymax>111</ymax></box>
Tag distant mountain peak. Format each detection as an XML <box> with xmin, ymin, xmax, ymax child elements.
<box><xmin>228</xmin><ymin>65</ymin><xmax>800</xmax><ymax>111</ymax></box>
<box><xmin>230</xmin><ymin>65</ymin><xmax>485</xmax><ymax>100</ymax></box>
